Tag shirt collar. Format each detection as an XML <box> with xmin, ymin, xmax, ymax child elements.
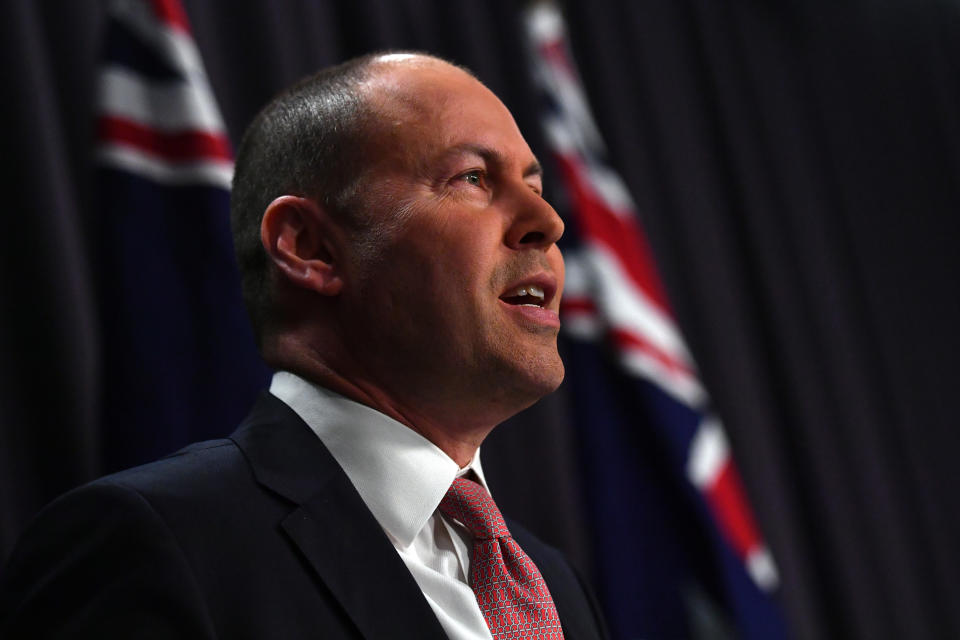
<box><xmin>269</xmin><ymin>371</ymin><xmax>489</xmax><ymax>549</ymax></box>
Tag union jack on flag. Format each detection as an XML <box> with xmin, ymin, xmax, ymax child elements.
<box><xmin>98</xmin><ymin>0</ymin><xmax>232</xmax><ymax>187</ymax></box>
<box><xmin>95</xmin><ymin>0</ymin><xmax>269</xmax><ymax>470</ymax></box>
<box><xmin>525</xmin><ymin>4</ymin><xmax>787</xmax><ymax>638</ymax></box>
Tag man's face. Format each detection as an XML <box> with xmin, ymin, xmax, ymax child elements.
<box><xmin>337</xmin><ymin>60</ymin><xmax>565</xmax><ymax>428</ymax></box>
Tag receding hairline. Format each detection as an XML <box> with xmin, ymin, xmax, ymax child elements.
<box><xmin>322</xmin><ymin>53</ymin><xmax>487</xmax><ymax>194</ymax></box>
<box><xmin>364</xmin><ymin>52</ymin><xmax>475</xmax><ymax>74</ymax></box>
<box><xmin>351</xmin><ymin>51</ymin><xmax>479</xmax><ymax>107</ymax></box>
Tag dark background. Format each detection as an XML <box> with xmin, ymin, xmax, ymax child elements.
<box><xmin>2</xmin><ymin>1</ymin><xmax>959</xmax><ymax>638</ymax></box>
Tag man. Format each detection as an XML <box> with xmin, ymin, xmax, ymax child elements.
<box><xmin>0</xmin><ymin>53</ymin><xmax>607</xmax><ymax>639</ymax></box>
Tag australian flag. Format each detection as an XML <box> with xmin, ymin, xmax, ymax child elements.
<box><xmin>96</xmin><ymin>0</ymin><xmax>270</xmax><ymax>471</ymax></box>
<box><xmin>525</xmin><ymin>4</ymin><xmax>788</xmax><ymax>639</ymax></box>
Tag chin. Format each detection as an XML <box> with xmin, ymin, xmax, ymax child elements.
<box><xmin>473</xmin><ymin>338</ymin><xmax>565</xmax><ymax>411</ymax></box>
<box><xmin>510</xmin><ymin>353</ymin><xmax>566</xmax><ymax>403</ymax></box>
<box><xmin>543</xmin><ymin>365</ymin><xmax>566</xmax><ymax>396</ymax></box>
<box><xmin>538</xmin><ymin>355</ymin><xmax>566</xmax><ymax>391</ymax></box>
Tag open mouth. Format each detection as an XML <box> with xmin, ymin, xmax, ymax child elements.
<box><xmin>498</xmin><ymin>275</ymin><xmax>557</xmax><ymax>309</ymax></box>
<box><xmin>498</xmin><ymin>276</ymin><xmax>561</xmax><ymax>328</ymax></box>
<box><xmin>500</xmin><ymin>284</ymin><xmax>547</xmax><ymax>307</ymax></box>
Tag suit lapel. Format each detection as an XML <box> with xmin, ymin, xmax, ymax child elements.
<box><xmin>232</xmin><ymin>394</ymin><xmax>448</xmax><ymax>640</ymax></box>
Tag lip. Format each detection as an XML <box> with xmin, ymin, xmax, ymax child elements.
<box><xmin>498</xmin><ymin>272</ymin><xmax>561</xmax><ymax>329</ymax></box>
<box><xmin>498</xmin><ymin>300</ymin><xmax>561</xmax><ymax>328</ymax></box>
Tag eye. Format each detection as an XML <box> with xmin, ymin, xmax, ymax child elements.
<box><xmin>460</xmin><ymin>169</ymin><xmax>485</xmax><ymax>187</ymax></box>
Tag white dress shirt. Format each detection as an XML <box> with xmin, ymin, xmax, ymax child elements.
<box><xmin>270</xmin><ymin>371</ymin><xmax>494</xmax><ymax>640</ymax></box>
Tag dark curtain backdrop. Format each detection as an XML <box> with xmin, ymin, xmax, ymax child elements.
<box><xmin>2</xmin><ymin>1</ymin><xmax>958</xmax><ymax>639</ymax></box>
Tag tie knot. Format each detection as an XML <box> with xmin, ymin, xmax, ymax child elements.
<box><xmin>439</xmin><ymin>477</ymin><xmax>510</xmax><ymax>540</ymax></box>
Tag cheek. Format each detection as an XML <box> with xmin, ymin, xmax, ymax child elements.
<box><xmin>381</xmin><ymin>212</ymin><xmax>504</xmax><ymax>320</ymax></box>
<box><xmin>409</xmin><ymin>224</ymin><xmax>498</xmax><ymax>287</ymax></box>
<box><xmin>381</xmin><ymin>244</ymin><xmax>472</xmax><ymax>319</ymax></box>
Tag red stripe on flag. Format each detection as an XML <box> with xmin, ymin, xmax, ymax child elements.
<box><xmin>704</xmin><ymin>460</ymin><xmax>763</xmax><ymax>559</ymax></box>
<box><xmin>552</xmin><ymin>152</ymin><xmax>672</xmax><ymax>315</ymax></box>
<box><xmin>610</xmin><ymin>327</ymin><xmax>694</xmax><ymax>378</ymax></box>
<box><xmin>98</xmin><ymin>116</ymin><xmax>232</xmax><ymax>163</ymax></box>
<box><xmin>539</xmin><ymin>40</ymin><xmax>577</xmax><ymax>78</ymax></box>
<box><xmin>150</xmin><ymin>0</ymin><xmax>191</xmax><ymax>33</ymax></box>
<box><xmin>560</xmin><ymin>296</ymin><xmax>597</xmax><ymax>315</ymax></box>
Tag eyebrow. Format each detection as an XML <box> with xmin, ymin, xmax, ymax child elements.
<box><xmin>440</xmin><ymin>143</ymin><xmax>543</xmax><ymax>179</ymax></box>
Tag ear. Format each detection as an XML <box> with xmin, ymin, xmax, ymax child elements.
<box><xmin>260</xmin><ymin>195</ymin><xmax>344</xmax><ymax>296</ymax></box>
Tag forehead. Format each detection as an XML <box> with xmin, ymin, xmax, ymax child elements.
<box><xmin>363</xmin><ymin>61</ymin><xmax>537</xmax><ymax>171</ymax></box>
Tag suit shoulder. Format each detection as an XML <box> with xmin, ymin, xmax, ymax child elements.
<box><xmin>2</xmin><ymin>438</ymin><xmax>253</xmax><ymax>583</ymax></box>
<box><xmin>0</xmin><ymin>469</ymin><xmax>218</xmax><ymax>637</ymax></box>
<box><xmin>78</xmin><ymin>437</ymin><xmax>254</xmax><ymax>505</ymax></box>
<box><xmin>89</xmin><ymin>437</ymin><xmax>238</xmax><ymax>482</ymax></box>
<box><xmin>6</xmin><ymin>436</ymin><xmax>265</xmax><ymax>576</ymax></box>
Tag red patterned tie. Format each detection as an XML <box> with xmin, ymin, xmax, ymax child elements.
<box><xmin>439</xmin><ymin>477</ymin><xmax>565</xmax><ymax>639</ymax></box>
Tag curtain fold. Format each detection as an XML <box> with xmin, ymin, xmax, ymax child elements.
<box><xmin>0</xmin><ymin>0</ymin><xmax>102</xmax><ymax>559</ymax></box>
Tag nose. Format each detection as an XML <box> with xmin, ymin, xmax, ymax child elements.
<box><xmin>504</xmin><ymin>187</ymin><xmax>565</xmax><ymax>251</ymax></box>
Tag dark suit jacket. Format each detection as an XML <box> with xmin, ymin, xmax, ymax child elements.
<box><xmin>0</xmin><ymin>393</ymin><xmax>607</xmax><ymax>639</ymax></box>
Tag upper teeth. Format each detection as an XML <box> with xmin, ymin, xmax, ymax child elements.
<box><xmin>506</xmin><ymin>284</ymin><xmax>545</xmax><ymax>301</ymax></box>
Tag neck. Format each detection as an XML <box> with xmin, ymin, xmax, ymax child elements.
<box><xmin>314</xmin><ymin>371</ymin><xmax>491</xmax><ymax>468</ymax></box>
<box><xmin>268</xmin><ymin>335</ymin><xmax>494</xmax><ymax>468</ymax></box>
